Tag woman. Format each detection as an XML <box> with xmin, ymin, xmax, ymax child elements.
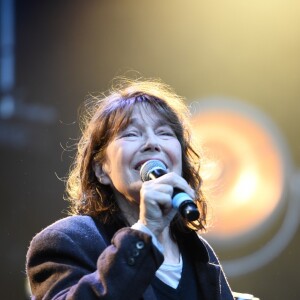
<box><xmin>26</xmin><ymin>78</ymin><xmax>234</xmax><ymax>299</ymax></box>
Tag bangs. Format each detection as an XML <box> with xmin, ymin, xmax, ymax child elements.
<box><xmin>106</xmin><ymin>99</ymin><xmax>135</xmax><ymax>136</ymax></box>
<box><xmin>106</xmin><ymin>95</ymin><xmax>184</xmax><ymax>139</ymax></box>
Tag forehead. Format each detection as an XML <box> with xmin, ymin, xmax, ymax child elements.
<box><xmin>107</xmin><ymin>99</ymin><xmax>180</xmax><ymax>139</ymax></box>
<box><xmin>129</xmin><ymin>104</ymin><xmax>168</xmax><ymax>125</ymax></box>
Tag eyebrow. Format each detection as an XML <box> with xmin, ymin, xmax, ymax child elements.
<box><xmin>128</xmin><ymin>117</ymin><xmax>169</xmax><ymax>128</ymax></box>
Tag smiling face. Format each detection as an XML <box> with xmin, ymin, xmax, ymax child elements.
<box><xmin>95</xmin><ymin>104</ymin><xmax>183</xmax><ymax>205</ymax></box>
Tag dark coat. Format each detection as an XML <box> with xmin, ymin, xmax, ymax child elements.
<box><xmin>26</xmin><ymin>215</ymin><xmax>234</xmax><ymax>300</ymax></box>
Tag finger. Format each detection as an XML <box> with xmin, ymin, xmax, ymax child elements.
<box><xmin>140</xmin><ymin>188</ymin><xmax>173</xmax><ymax>210</ymax></box>
<box><xmin>142</xmin><ymin>181</ymin><xmax>174</xmax><ymax>197</ymax></box>
<box><xmin>150</xmin><ymin>172</ymin><xmax>195</xmax><ymax>198</ymax></box>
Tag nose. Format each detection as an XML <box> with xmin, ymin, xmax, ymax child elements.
<box><xmin>141</xmin><ymin>132</ymin><xmax>161</xmax><ymax>152</ymax></box>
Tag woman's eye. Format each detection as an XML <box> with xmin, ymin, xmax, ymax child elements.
<box><xmin>122</xmin><ymin>132</ymin><xmax>138</xmax><ymax>137</ymax></box>
<box><xmin>158</xmin><ymin>130</ymin><xmax>175</xmax><ymax>137</ymax></box>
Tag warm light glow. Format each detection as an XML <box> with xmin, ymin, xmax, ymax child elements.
<box><xmin>192</xmin><ymin>108</ymin><xmax>284</xmax><ymax>238</ymax></box>
<box><xmin>231</xmin><ymin>168</ymin><xmax>258</xmax><ymax>204</ymax></box>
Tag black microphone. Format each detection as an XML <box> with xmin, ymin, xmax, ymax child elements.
<box><xmin>140</xmin><ymin>160</ymin><xmax>200</xmax><ymax>221</ymax></box>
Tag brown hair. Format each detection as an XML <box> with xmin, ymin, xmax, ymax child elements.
<box><xmin>66</xmin><ymin>78</ymin><xmax>207</xmax><ymax>232</ymax></box>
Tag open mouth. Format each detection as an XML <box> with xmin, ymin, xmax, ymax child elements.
<box><xmin>135</xmin><ymin>164</ymin><xmax>143</xmax><ymax>171</ymax></box>
<box><xmin>134</xmin><ymin>161</ymin><xmax>147</xmax><ymax>171</ymax></box>
<box><xmin>134</xmin><ymin>159</ymin><xmax>167</xmax><ymax>171</ymax></box>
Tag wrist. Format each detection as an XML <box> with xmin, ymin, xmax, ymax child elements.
<box><xmin>131</xmin><ymin>221</ymin><xmax>164</xmax><ymax>253</ymax></box>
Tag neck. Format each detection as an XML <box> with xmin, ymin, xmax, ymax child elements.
<box><xmin>159</xmin><ymin>227</ymin><xmax>180</xmax><ymax>264</ymax></box>
<box><xmin>116</xmin><ymin>197</ymin><xmax>139</xmax><ymax>226</ymax></box>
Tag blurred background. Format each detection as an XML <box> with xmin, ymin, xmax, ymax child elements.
<box><xmin>1</xmin><ymin>0</ymin><xmax>300</xmax><ymax>299</ymax></box>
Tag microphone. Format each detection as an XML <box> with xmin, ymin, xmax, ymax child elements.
<box><xmin>140</xmin><ymin>160</ymin><xmax>200</xmax><ymax>221</ymax></box>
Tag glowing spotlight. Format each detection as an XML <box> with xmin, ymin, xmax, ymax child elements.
<box><xmin>190</xmin><ymin>98</ymin><xmax>300</xmax><ymax>276</ymax></box>
<box><xmin>231</xmin><ymin>168</ymin><xmax>258</xmax><ymax>204</ymax></box>
<box><xmin>192</xmin><ymin>107</ymin><xmax>284</xmax><ymax>239</ymax></box>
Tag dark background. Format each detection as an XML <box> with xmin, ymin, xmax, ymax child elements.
<box><xmin>1</xmin><ymin>1</ymin><xmax>300</xmax><ymax>299</ymax></box>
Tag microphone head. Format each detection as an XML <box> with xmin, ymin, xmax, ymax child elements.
<box><xmin>140</xmin><ymin>160</ymin><xmax>167</xmax><ymax>182</ymax></box>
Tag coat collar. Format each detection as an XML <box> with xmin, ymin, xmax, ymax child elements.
<box><xmin>177</xmin><ymin>230</ymin><xmax>222</xmax><ymax>299</ymax></box>
<box><xmin>93</xmin><ymin>216</ymin><xmax>224</xmax><ymax>300</ymax></box>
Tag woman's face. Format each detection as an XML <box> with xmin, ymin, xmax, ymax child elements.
<box><xmin>96</xmin><ymin>104</ymin><xmax>183</xmax><ymax>204</ymax></box>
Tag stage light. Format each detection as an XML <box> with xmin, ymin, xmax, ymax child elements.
<box><xmin>192</xmin><ymin>108</ymin><xmax>284</xmax><ymax>240</ymax></box>
<box><xmin>190</xmin><ymin>98</ymin><xmax>300</xmax><ymax>276</ymax></box>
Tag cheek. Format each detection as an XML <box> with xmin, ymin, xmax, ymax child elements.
<box><xmin>167</xmin><ymin>140</ymin><xmax>183</xmax><ymax>169</ymax></box>
<box><xmin>103</xmin><ymin>141</ymin><xmax>128</xmax><ymax>175</ymax></box>
<box><xmin>172</xmin><ymin>140</ymin><xmax>183</xmax><ymax>158</ymax></box>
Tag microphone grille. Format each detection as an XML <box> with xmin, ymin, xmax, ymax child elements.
<box><xmin>140</xmin><ymin>160</ymin><xmax>167</xmax><ymax>182</ymax></box>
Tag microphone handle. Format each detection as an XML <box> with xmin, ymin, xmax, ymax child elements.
<box><xmin>173</xmin><ymin>188</ymin><xmax>200</xmax><ymax>222</ymax></box>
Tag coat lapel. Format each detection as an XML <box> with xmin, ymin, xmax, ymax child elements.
<box><xmin>143</xmin><ymin>285</ymin><xmax>157</xmax><ymax>300</ymax></box>
<box><xmin>178</xmin><ymin>230</ymin><xmax>223</xmax><ymax>300</ymax></box>
<box><xmin>195</xmin><ymin>261</ymin><xmax>222</xmax><ymax>300</ymax></box>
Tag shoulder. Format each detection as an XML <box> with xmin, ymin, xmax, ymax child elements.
<box><xmin>185</xmin><ymin>231</ymin><xmax>219</xmax><ymax>264</ymax></box>
<box><xmin>41</xmin><ymin>215</ymin><xmax>99</xmax><ymax>235</ymax></box>
<box><xmin>28</xmin><ymin>215</ymin><xmax>107</xmax><ymax>255</ymax></box>
<box><xmin>33</xmin><ymin>215</ymin><xmax>99</xmax><ymax>240</ymax></box>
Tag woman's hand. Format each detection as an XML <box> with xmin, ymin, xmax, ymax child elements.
<box><xmin>139</xmin><ymin>172</ymin><xmax>195</xmax><ymax>238</ymax></box>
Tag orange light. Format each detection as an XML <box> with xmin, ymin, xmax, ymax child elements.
<box><xmin>192</xmin><ymin>109</ymin><xmax>284</xmax><ymax>238</ymax></box>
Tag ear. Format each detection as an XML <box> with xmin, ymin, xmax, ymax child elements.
<box><xmin>93</xmin><ymin>162</ymin><xmax>111</xmax><ymax>185</ymax></box>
